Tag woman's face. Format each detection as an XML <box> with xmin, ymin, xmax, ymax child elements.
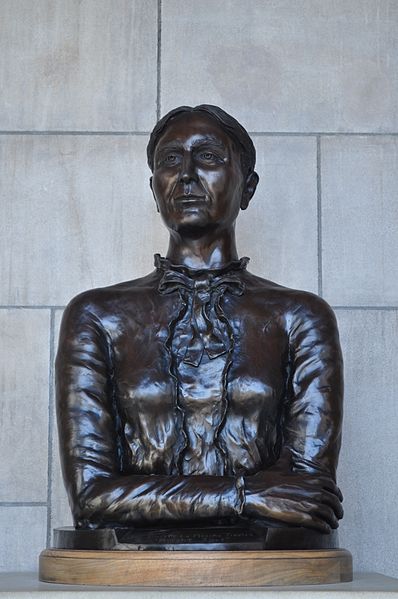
<box><xmin>150</xmin><ymin>112</ymin><xmax>254</xmax><ymax>234</ymax></box>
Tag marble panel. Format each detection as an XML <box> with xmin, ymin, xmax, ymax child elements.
<box><xmin>0</xmin><ymin>309</ymin><xmax>50</xmax><ymax>502</ymax></box>
<box><xmin>238</xmin><ymin>136</ymin><xmax>318</xmax><ymax>292</ymax></box>
<box><xmin>322</xmin><ymin>136</ymin><xmax>398</xmax><ymax>306</ymax></box>
<box><xmin>0</xmin><ymin>135</ymin><xmax>168</xmax><ymax>306</ymax></box>
<box><xmin>336</xmin><ymin>309</ymin><xmax>398</xmax><ymax>577</ymax></box>
<box><xmin>0</xmin><ymin>0</ymin><xmax>157</xmax><ymax>130</ymax></box>
<box><xmin>0</xmin><ymin>506</ymin><xmax>47</xmax><ymax>572</ymax></box>
<box><xmin>161</xmin><ymin>0</ymin><xmax>398</xmax><ymax>132</ymax></box>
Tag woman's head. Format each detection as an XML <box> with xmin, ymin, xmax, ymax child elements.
<box><xmin>148</xmin><ymin>107</ymin><xmax>259</xmax><ymax>235</ymax></box>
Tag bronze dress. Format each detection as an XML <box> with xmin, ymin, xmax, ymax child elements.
<box><xmin>56</xmin><ymin>255</ymin><xmax>343</xmax><ymax>534</ymax></box>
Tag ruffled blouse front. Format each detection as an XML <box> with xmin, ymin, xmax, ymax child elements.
<box><xmin>156</xmin><ymin>254</ymin><xmax>249</xmax><ymax>476</ymax></box>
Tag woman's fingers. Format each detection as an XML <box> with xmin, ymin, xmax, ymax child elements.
<box><xmin>310</xmin><ymin>502</ymin><xmax>340</xmax><ymax>529</ymax></box>
<box><xmin>264</xmin><ymin>497</ymin><xmax>333</xmax><ymax>534</ymax></box>
<box><xmin>300</xmin><ymin>474</ymin><xmax>343</xmax><ymax>501</ymax></box>
<box><xmin>274</xmin><ymin>502</ymin><xmax>335</xmax><ymax>534</ymax></box>
<box><xmin>317</xmin><ymin>489</ymin><xmax>344</xmax><ymax>519</ymax></box>
<box><xmin>244</xmin><ymin>471</ymin><xmax>344</xmax><ymax>532</ymax></box>
<box><xmin>299</xmin><ymin>513</ymin><xmax>332</xmax><ymax>534</ymax></box>
<box><xmin>264</xmin><ymin>484</ymin><xmax>343</xmax><ymax>520</ymax></box>
<box><xmin>319</xmin><ymin>477</ymin><xmax>344</xmax><ymax>502</ymax></box>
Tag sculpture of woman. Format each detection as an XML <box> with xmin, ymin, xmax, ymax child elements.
<box><xmin>56</xmin><ymin>105</ymin><xmax>344</xmax><ymax>548</ymax></box>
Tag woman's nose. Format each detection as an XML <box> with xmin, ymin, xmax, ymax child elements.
<box><xmin>179</xmin><ymin>154</ymin><xmax>198</xmax><ymax>183</ymax></box>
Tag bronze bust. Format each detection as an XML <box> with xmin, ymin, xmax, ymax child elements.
<box><xmin>55</xmin><ymin>105</ymin><xmax>344</xmax><ymax>550</ymax></box>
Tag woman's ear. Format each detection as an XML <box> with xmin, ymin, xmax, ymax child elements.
<box><xmin>149</xmin><ymin>176</ymin><xmax>160</xmax><ymax>213</ymax></box>
<box><xmin>241</xmin><ymin>171</ymin><xmax>259</xmax><ymax>210</ymax></box>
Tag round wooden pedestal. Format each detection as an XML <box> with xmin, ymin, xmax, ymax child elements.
<box><xmin>39</xmin><ymin>548</ymin><xmax>353</xmax><ymax>587</ymax></box>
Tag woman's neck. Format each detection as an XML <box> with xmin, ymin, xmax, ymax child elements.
<box><xmin>166</xmin><ymin>227</ymin><xmax>239</xmax><ymax>270</ymax></box>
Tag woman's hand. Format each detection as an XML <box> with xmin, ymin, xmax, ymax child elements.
<box><xmin>243</xmin><ymin>464</ymin><xmax>343</xmax><ymax>534</ymax></box>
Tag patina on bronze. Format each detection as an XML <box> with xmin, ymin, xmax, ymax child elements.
<box><xmin>55</xmin><ymin>105</ymin><xmax>344</xmax><ymax>551</ymax></box>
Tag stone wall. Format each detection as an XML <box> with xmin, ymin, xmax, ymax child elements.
<box><xmin>0</xmin><ymin>0</ymin><xmax>397</xmax><ymax>576</ymax></box>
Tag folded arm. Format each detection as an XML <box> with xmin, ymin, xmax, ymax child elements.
<box><xmin>243</xmin><ymin>295</ymin><xmax>344</xmax><ymax>533</ymax></box>
<box><xmin>56</xmin><ymin>294</ymin><xmax>242</xmax><ymax>529</ymax></box>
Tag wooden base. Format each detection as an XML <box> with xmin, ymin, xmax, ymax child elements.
<box><xmin>39</xmin><ymin>548</ymin><xmax>353</xmax><ymax>587</ymax></box>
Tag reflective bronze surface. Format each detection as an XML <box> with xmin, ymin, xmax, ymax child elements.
<box><xmin>56</xmin><ymin>106</ymin><xmax>344</xmax><ymax>546</ymax></box>
<box><xmin>54</xmin><ymin>525</ymin><xmax>267</xmax><ymax>551</ymax></box>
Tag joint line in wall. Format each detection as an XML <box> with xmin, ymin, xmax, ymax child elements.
<box><xmin>46</xmin><ymin>308</ymin><xmax>56</xmax><ymax>547</ymax></box>
<box><xmin>317</xmin><ymin>135</ymin><xmax>323</xmax><ymax>297</ymax></box>
<box><xmin>156</xmin><ymin>0</ymin><xmax>162</xmax><ymax>121</ymax></box>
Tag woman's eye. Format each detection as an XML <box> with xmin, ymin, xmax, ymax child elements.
<box><xmin>201</xmin><ymin>152</ymin><xmax>215</xmax><ymax>160</ymax></box>
<box><xmin>157</xmin><ymin>153</ymin><xmax>179</xmax><ymax>167</ymax></box>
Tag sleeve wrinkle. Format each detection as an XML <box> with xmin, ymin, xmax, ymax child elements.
<box><xmin>57</xmin><ymin>298</ymin><xmax>241</xmax><ymax>528</ymax></box>
<box><xmin>282</xmin><ymin>298</ymin><xmax>343</xmax><ymax>477</ymax></box>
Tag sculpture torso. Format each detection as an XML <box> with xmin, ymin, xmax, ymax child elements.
<box><xmin>100</xmin><ymin>256</ymin><xmax>284</xmax><ymax>478</ymax></box>
<box><xmin>57</xmin><ymin>256</ymin><xmax>342</xmax><ymax>530</ymax></box>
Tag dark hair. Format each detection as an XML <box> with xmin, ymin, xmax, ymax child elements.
<box><xmin>147</xmin><ymin>104</ymin><xmax>256</xmax><ymax>176</ymax></box>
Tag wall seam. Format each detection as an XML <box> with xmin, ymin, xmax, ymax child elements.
<box><xmin>332</xmin><ymin>306</ymin><xmax>398</xmax><ymax>311</ymax></box>
<box><xmin>0</xmin><ymin>304</ymin><xmax>397</xmax><ymax>311</ymax></box>
<box><xmin>156</xmin><ymin>0</ymin><xmax>162</xmax><ymax>121</ymax></box>
<box><xmin>250</xmin><ymin>132</ymin><xmax>398</xmax><ymax>137</ymax></box>
<box><xmin>0</xmin><ymin>305</ymin><xmax>65</xmax><ymax>310</ymax></box>
<box><xmin>317</xmin><ymin>135</ymin><xmax>323</xmax><ymax>296</ymax></box>
<box><xmin>46</xmin><ymin>308</ymin><xmax>56</xmax><ymax>547</ymax></box>
<box><xmin>0</xmin><ymin>131</ymin><xmax>397</xmax><ymax>136</ymax></box>
<box><xmin>0</xmin><ymin>502</ymin><xmax>48</xmax><ymax>507</ymax></box>
<box><xmin>0</xmin><ymin>131</ymin><xmax>150</xmax><ymax>136</ymax></box>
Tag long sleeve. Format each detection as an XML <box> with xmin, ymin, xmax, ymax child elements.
<box><xmin>242</xmin><ymin>294</ymin><xmax>344</xmax><ymax>532</ymax></box>
<box><xmin>56</xmin><ymin>294</ymin><xmax>242</xmax><ymax>529</ymax></box>
<box><xmin>283</xmin><ymin>295</ymin><xmax>343</xmax><ymax>478</ymax></box>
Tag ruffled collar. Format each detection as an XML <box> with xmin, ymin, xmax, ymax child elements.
<box><xmin>155</xmin><ymin>254</ymin><xmax>248</xmax><ymax>367</ymax></box>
